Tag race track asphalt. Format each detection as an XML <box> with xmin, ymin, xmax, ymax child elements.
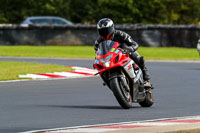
<box><xmin>0</xmin><ymin>57</ymin><xmax>200</xmax><ymax>133</ymax></box>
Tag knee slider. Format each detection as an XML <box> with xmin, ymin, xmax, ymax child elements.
<box><xmin>138</xmin><ymin>56</ymin><xmax>145</xmax><ymax>68</ymax></box>
<box><xmin>138</xmin><ymin>56</ymin><xmax>144</xmax><ymax>64</ymax></box>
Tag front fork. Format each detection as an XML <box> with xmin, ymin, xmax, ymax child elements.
<box><xmin>101</xmin><ymin>67</ymin><xmax>151</xmax><ymax>103</ymax></box>
<box><xmin>101</xmin><ymin>69</ymin><xmax>134</xmax><ymax>101</ymax></box>
<box><xmin>120</xmin><ymin>71</ymin><xmax>130</xmax><ymax>92</ymax></box>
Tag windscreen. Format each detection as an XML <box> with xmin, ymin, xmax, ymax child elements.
<box><xmin>97</xmin><ymin>40</ymin><xmax>115</xmax><ymax>55</ymax></box>
<box><xmin>30</xmin><ymin>19</ymin><xmax>51</xmax><ymax>25</ymax></box>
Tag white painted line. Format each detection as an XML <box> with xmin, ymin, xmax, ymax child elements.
<box><xmin>17</xmin><ymin>66</ymin><xmax>98</xmax><ymax>80</ymax></box>
<box><xmin>71</xmin><ymin>66</ymin><xmax>98</xmax><ymax>74</ymax></box>
<box><xmin>74</xmin><ymin>70</ymin><xmax>97</xmax><ymax>74</ymax></box>
<box><xmin>0</xmin><ymin>75</ymin><xmax>98</xmax><ymax>83</ymax></box>
<box><xmin>130</xmin><ymin>122</ymin><xmax>181</xmax><ymax>126</ymax></box>
<box><xmin>19</xmin><ymin>74</ymin><xmax>50</xmax><ymax>79</ymax></box>
<box><xmin>147</xmin><ymin>60</ymin><xmax>200</xmax><ymax>63</ymax></box>
<box><xmin>21</xmin><ymin>115</ymin><xmax>200</xmax><ymax>133</ymax></box>
<box><xmin>53</xmin><ymin>72</ymin><xmax>85</xmax><ymax>77</ymax></box>
<box><xmin>52</xmin><ymin>128</ymin><xmax>119</xmax><ymax>133</ymax></box>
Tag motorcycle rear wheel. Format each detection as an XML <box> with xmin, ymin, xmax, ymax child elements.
<box><xmin>139</xmin><ymin>90</ymin><xmax>153</xmax><ymax>107</ymax></box>
<box><xmin>110</xmin><ymin>77</ymin><xmax>132</xmax><ymax>109</ymax></box>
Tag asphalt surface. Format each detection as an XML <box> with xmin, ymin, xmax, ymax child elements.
<box><xmin>0</xmin><ymin>57</ymin><xmax>200</xmax><ymax>133</ymax></box>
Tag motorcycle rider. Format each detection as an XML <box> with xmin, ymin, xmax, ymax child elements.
<box><xmin>94</xmin><ymin>18</ymin><xmax>151</xmax><ymax>86</ymax></box>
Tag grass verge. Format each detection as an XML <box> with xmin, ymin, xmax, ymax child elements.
<box><xmin>165</xmin><ymin>128</ymin><xmax>200</xmax><ymax>133</ymax></box>
<box><xmin>0</xmin><ymin>46</ymin><xmax>94</xmax><ymax>58</ymax></box>
<box><xmin>0</xmin><ymin>61</ymin><xmax>72</xmax><ymax>81</ymax></box>
<box><xmin>0</xmin><ymin>46</ymin><xmax>199</xmax><ymax>60</ymax></box>
<box><xmin>140</xmin><ymin>47</ymin><xmax>199</xmax><ymax>60</ymax></box>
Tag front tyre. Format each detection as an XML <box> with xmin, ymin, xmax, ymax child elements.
<box><xmin>110</xmin><ymin>77</ymin><xmax>132</xmax><ymax>109</ymax></box>
<box><xmin>139</xmin><ymin>90</ymin><xmax>153</xmax><ymax>107</ymax></box>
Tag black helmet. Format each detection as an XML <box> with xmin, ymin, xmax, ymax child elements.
<box><xmin>97</xmin><ymin>18</ymin><xmax>115</xmax><ymax>40</ymax></box>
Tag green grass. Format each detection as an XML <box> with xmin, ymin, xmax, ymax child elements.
<box><xmin>138</xmin><ymin>47</ymin><xmax>199</xmax><ymax>60</ymax></box>
<box><xmin>0</xmin><ymin>46</ymin><xmax>199</xmax><ymax>60</ymax></box>
<box><xmin>0</xmin><ymin>61</ymin><xmax>72</xmax><ymax>81</ymax></box>
<box><xmin>0</xmin><ymin>46</ymin><xmax>94</xmax><ymax>58</ymax></box>
<box><xmin>165</xmin><ymin>128</ymin><xmax>200</xmax><ymax>133</ymax></box>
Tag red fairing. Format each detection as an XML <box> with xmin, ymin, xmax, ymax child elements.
<box><xmin>93</xmin><ymin>42</ymin><xmax>131</xmax><ymax>75</ymax></box>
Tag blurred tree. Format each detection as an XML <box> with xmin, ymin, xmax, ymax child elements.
<box><xmin>69</xmin><ymin>0</ymin><xmax>97</xmax><ymax>24</ymax></box>
<box><xmin>0</xmin><ymin>0</ymin><xmax>199</xmax><ymax>25</ymax></box>
<box><xmin>158</xmin><ymin>0</ymin><xmax>200</xmax><ymax>24</ymax></box>
<box><xmin>131</xmin><ymin>0</ymin><xmax>166</xmax><ymax>24</ymax></box>
<box><xmin>0</xmin><ymin>0</ymin><xmax>71</xmax><ymax>23</ymax></box>
<box><xmin>97</xmin><ymin>0</ymin><xmax>140</xmax><ymax>23</ymax></box>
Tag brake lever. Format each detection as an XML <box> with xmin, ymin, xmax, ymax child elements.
<box><xmin>118</xmin><ymin>48</ymin><xmax>126</xmax><ymax>54</ymax></box>
<box><xmin>123</xmin><ymin>49</ymin><xmax>130</xmax><ymax>54</ymax></box>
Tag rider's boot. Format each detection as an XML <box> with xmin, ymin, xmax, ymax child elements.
<box><xmin>138</xmin><ymin>56</ymin><xmax>151</xmax><ymax>87</ymax></box>
<box><xmin>130</xmin><ymin>51</ymin><xmax>152</xmax><ymax>88</ymax></box>
<box><xmin>142</xmin><ymin>67</ymin><xmax>151</xmax><ymax>87</ymax></box>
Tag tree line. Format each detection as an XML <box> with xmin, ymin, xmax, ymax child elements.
<box><xmin>0</xmin><ymin>0</ymin><xmax>199</xmax><ymax>25</ymax></box>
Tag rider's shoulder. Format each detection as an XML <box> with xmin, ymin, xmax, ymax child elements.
<box><xmin>95</xmin><ymin>37</ymin><xmax>103</xmax><ymax>44</ymax></box>
<box><xmin>115</xmin><ymin>30</ymin><xmax>129</xmax><ymax>37</ymax></box>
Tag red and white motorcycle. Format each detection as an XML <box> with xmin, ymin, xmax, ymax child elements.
<box><xmin>93</xmin><ymin>40</ymin><xmax>153</xmax><ymax>109</ymax></box>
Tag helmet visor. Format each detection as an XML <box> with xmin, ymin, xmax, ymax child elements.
<box><xmin>98</xmin><ymin>26</ymin><xmax>114</xmax><ymax>39</ymax></box>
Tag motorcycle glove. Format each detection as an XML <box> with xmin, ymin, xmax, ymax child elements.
<box><xmin>124</xmin><ymin>46</ymin><xmax>135</xmax><ymax>54</ymax></box>
<box><xmin>121</xmin><ymin>44</ymin><xmax>135</xmax><ymax>53</ymax></box>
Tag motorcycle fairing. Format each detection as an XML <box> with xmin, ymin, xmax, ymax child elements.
<box><xmin>94</xmin><ymin>41</ymin><xmax>131</xmax><ymax>75</ymax></box>
<box><xmin>134</xmin><ymin>69</ymin><xmax>143</xmax><ymax>84</ymax></box>
<box><xmin>123</xmin><ymin>60</ymin><xmax>135</xmax><ymax>79</ymax></box>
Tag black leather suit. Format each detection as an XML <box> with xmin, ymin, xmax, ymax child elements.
<box><xmin>94</xmin><ymin>30</ymin><xmax>150</xmax><ymax>81</ymax></box>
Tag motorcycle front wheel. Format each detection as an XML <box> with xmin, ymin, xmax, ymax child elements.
<box><xmin>110</xmin><ymin>77</ymin><xmax>132</xmax><ymax>109</ymax></box>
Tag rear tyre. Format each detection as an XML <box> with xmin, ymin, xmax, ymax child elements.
<box><xmin>110</xmin><ymin>77</ymin><xmax>132</xmax><ymax>109</ymax></box>
<box><xmin>139</xmin><ymin>90</ymin><xmax>153</xmax><ymax>107</ymax></box>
